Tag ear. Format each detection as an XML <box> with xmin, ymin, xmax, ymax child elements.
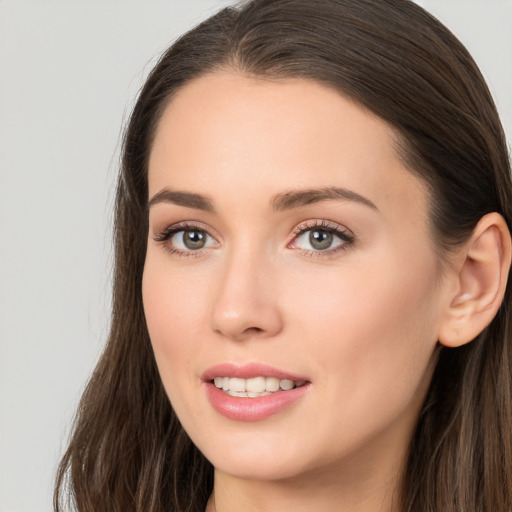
<box><xmin>438</xmin><ymin>212</ymin><xmax>512</xmax><ymax>348</ymax></box>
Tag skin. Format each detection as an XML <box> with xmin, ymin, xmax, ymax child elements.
<box><xmin>143</xmin><ymin>72</ymin><xmax>460</xmax><ymax>512</ymax></box>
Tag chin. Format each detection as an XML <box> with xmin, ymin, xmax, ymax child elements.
<box><xmin>209</xmin><ymin>450</ymin><xmax>308</xmax><ymax>481</ymax></box>
<box><xmin>192</xmin><ymin>427</ymin><xmax>318</xmax><ymax>481</ymax></box>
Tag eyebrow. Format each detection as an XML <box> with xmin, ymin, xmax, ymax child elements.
<box><xmin>147</xmin><ymin>189</ymin><xmax>215</xmax><ymax>212</ymax></box>
<box><xmin>147</xmin><ymin>186</ymin><xmax>378</xmax><ymax>213</ymax></box>
<box><xmin>270</xmin><ymin>187</ymin><xmax>378</xmax><ymax>212</ymax></box>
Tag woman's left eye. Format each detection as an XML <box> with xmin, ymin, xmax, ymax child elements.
<box><xmin>290</xmin><ymin>222</ymin><xmax>355</xmax><ymax>254</ymax></box>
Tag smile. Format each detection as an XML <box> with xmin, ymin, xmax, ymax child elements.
<box><xmin>212</xmin><ymin>376</ymin><xmax>307</xmax><ymax>397</ymax></box>
<box><xmin>203</xmin><ymin>364</ymin><xmax>311</xmax><ymax>421</ymax></box>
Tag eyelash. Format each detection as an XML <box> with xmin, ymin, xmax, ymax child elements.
<box><xmin>152</xmin><ymin>220</ymin><xmax>355</xmax><ymax>258</ymax></box>
<box><xmin>153</xmin><ymin>222</ymin><xmax>213</xmax><ymax>258</ymax></box>
<box><xmin>290</xmin><ymin>220</ymin><xmax>355</xmax><ymax>257</ymax></box>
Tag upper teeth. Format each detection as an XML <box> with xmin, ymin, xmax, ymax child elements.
<box><xmin>213</xmin><ymin>376</ymin><xmax>304</xmax><ymax>397</ymax></box>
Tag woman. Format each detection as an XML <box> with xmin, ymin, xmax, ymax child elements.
<box><xmin>54</xmin><ymin>0</ymin><xmax>512</xmax><ymax>511</ymax></box>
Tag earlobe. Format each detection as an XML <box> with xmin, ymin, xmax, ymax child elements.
<box><xmin>438</xmin><ymin>213</ymin><xmax>512</xmax><ymax>348</ymax></box>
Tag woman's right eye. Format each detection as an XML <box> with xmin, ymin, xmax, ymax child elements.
<box><xmin>154</xmin><ymin>225</ymin><xmax>217</xmax><ymax>255</ymax></box>
<box><xmin>171</xmin><ymin>229</ymin><xmax>211</xmax><ymax>250</ymax></box>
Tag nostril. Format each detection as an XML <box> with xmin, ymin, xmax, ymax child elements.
<box><xmin>221</xmin><ymin>325</ymin><xmax>266</xmax><ymax>342</ymax></box>
<box><xmin>244</xmin><ymin>326</ymin><xmax>264</xmax><ymax>335</ymax></box>
<box><xmin>247</xmin><ymin>326</ymin><xmax>263</xmax><ymax>332</ymax></box>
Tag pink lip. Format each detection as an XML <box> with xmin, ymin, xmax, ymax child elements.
<box><xmin>201</xmin><ymin>362</ymin><xmax>308</xmax><ymax>382</ymax></box>
<box><xmin>202</xmin><ymin>363</ymin><xmax>311</xmax><ymax>422</ymax></box>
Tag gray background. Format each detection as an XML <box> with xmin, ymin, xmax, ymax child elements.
<box><xmin>0</xmin><ymin>1</ymin><xmax>511</xmax><ymax>511</ymax></box>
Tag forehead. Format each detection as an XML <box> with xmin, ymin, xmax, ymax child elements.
<box><xmin>148</xmin><ymin>72</ymin><xmax>428</xmax><ymax>223</ymax></box>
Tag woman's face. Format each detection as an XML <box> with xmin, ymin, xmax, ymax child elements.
<box><xmin>143</xmin><ymin>73</ymin><xmax>453</xmax><ymax>482</ymax></box>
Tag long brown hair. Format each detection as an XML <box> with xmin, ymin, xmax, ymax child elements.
<box><xmin>54</xmin><ymin>1</ymin><xmax>512</xmax><ymax>510</ymax></box>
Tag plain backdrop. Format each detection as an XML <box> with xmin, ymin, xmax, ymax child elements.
<box><xmin>0</xmin><ymin>1</ymin><xmax>511</xmax><ymax>511</ymax></box>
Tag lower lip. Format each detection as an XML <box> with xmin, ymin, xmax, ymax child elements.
<box><xmin>204</xmin><ymin>382</ymin><xmax>311</xmax><ymax>421</ymax></box>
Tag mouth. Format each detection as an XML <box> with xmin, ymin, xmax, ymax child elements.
<box><xmin>202</xmin><ymin>363</ymin><xmax>311</xmax><ymax>421</ymax></box>
<box><xmin>212</xmin><ymin>376</ymin><xmax>307</xmax><ymax>398</ymax></box>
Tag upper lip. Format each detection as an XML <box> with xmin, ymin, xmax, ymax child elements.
<box><xmin>201</xmin><ymin>362</ymin><xmax>309</xmax><ymax>383</ymax></box>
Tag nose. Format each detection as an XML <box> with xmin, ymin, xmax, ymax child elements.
<box><xmin>210</xmin><ymin>247</ymin><xmax>283</xmax><ymax>342</ymax></box>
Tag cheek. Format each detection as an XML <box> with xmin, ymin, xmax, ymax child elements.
<box><xmin>143</xmin><ymin>248</ymin><xmax>210</xmax><ymax>335</ymax></box>
<box><xmin>142</xmin><ymin>256</ymin><xmax>209</xmax><ymax>394</ymax></box>
<box><xmin>287</xmin><ymin>251</ymin><xmax>440</xmax><ymax>413</ymax></box>
<box><xmin>142</xmin><ymin>259</ymin><xmax>220</xmax><ymax>434</ymax></box>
